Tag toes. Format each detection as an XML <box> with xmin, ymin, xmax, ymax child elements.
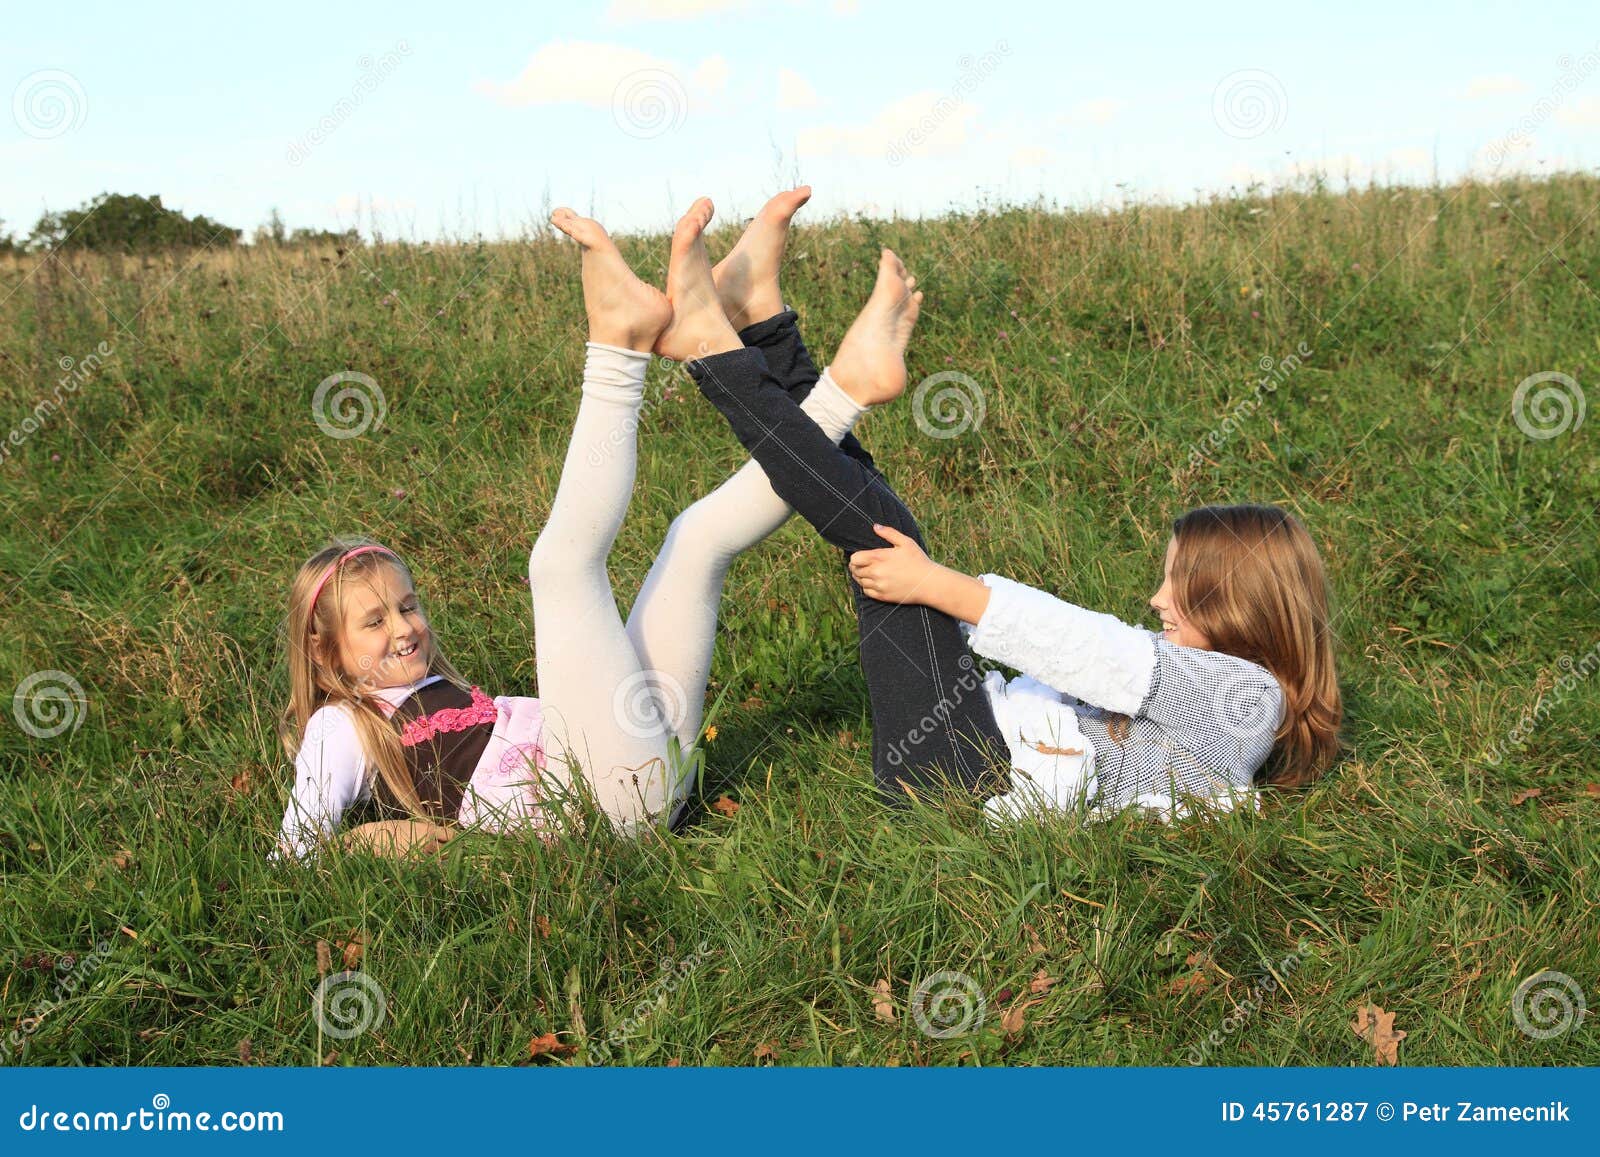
<box><xmin>551</xmin><ymin>207</ymin><xmax>609</xmax><ymax>248</ymax></box>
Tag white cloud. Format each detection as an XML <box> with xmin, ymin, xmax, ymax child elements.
<box><xmin>778</xmin><ymin>68</ymin><xmax>819</xmax><ymax>110</ymax></box>
<box><xmin>475</xmin><ymin>41</ymin><xmax>727</xmax><ymax>108</ymax></box>
<box><xmin>1061</xmin><ymin>97</ymin><xmax>1122</xmax><ymax>126</ymax></box>
<box><xmin>607</xmin><ymin>0</ymin><xmax>745</xmax><ymax>23</ymax></box>
<box><xmin>1462</xmin><ymin>74</ymin><xmax>1527</xmax><ymax>98</ymax></box>
<box><xmin>1010</xmin><ymin>145</ymin><xmax>1052</xmax><ymax>167</ymax></box>
<box><xmin>832</xmin><ymin>0</ymin><xmax>860</xmax><ymax>12</ymax></box>
<box><xmin>797</xmin><ymin>90</ymin><xmax>979</xmax><ymax>161</ymax></box>
<box><xmin>1555</xmin><ymin>96</ymin><xmax>1600</xmax><ymax>126</ymax></box>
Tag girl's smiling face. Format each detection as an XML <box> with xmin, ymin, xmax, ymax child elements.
<box><xmin>330</xmin><ymin>565</ymin><xmax>433</xmax><ymax>689</ymax></box>
<box><xmin>1149</xmin><ymin>536</ymin><xmax>1212</xmax><ymax>650</ymax></box>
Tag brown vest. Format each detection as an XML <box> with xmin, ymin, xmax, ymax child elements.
<box><xmin>370</xmin><ymin>681</ymin><xmax>497</xmax><ymax>821</ymax></box>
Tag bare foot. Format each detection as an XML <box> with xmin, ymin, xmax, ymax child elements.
<box><xmin>654</xmin><ymin>197</ymin><xmax>743</xmax><ymax>363</ymax></box>
<box><xmin>827</xmin><ymin>248</ymin><xmax>924</xmax><ymax>406</ymax></box>
<box><xmin>711</xmin><ymin>185</ymin><xmax>812</xmax><ymax>330</ymax></box>
<box><xmin>550</xmin><ymin>207</ymin><xmax>672</xmax><ymax>352</ymax></box>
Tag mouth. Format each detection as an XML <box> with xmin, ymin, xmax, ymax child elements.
<box><xmin>392</xmin><ymin>642</ymin><xmax>420</xmax><ymax>660</ymax></box>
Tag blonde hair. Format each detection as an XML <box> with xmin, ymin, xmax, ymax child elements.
<box><xmin>1165</xmin><ymin>504</ymin><xmax>1343</xmax><ymax>788</ymax></box>
<box><xmin>277</xmin><ymin>536</ymin><xmax>472</xmax><ymax>819</ymax></box>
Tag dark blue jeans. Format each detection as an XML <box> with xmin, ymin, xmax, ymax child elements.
<box><xmin>693</xmin><ymin>320</ymin><xmax>1012</xmax><ymax>805</ymax></box>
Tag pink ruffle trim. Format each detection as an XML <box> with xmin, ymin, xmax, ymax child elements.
<box><xmin>399</xmin><ymin>685</ymin><xmax>498</xmax><ymax>747</ymax></box>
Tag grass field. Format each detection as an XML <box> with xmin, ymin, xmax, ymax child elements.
<box><xmin>1</xmin><ymin>171</ymin><xmax>1596</xmax><ymax>1066</ymax></box>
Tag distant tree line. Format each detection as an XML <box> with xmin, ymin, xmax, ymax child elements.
<box><xmin>0</xmin><ymin>193</ymin><xmax>360</xmax><ymax>254</ymax></box>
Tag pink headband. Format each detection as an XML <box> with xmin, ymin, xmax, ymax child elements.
<box><xmin>308</xmin><ymin>544</ymin><xmax>399</xmax><ymax>619</ymax></box>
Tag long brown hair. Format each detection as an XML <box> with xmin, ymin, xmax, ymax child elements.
<box><xmin>1166</xmin><ymin>504</ymin><xmax>1343</xmax><ymax>788</ymax></box>
<box><xmin>277</xmin><ymin>536</ymin><xmax>472</xmax><ymax>820</ymax></box>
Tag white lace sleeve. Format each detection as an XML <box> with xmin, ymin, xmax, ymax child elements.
<box><xmin>271</xmin><ymin>704</ymin><xmax>370</xmax><ymax>863</ymax></box>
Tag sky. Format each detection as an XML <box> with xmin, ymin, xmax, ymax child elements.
<box><xmin>4</xmin><ymin>0</ymin><xmax>1598</xmax><ymax>243</ymax></box>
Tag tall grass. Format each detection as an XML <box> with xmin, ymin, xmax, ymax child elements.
<box><xmin>1</xmin><ymin>171</ymin><xmax>1595</xmax><ymax>1065</ymax></box>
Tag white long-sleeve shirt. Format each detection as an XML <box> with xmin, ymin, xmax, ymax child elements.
<box><xmin>962</xmin><ymin>573</ymin><xmax>1285</xmax><ymax>822</ymax></box>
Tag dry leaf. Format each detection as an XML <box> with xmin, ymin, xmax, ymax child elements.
<box><xmin>321</xmin><ymin>1050</ymin><xmax>339</xmax><ymax>1066</ymax></box>
<box><xmin>230</xmin><ymin>767</ymin><xmax>252</xmax><ymax>794</ymax></box>
<box><xmin>1030</xmin><ymin>739</ymin><xmax>1084</xmax><ymax>757</ymax></box>
<box><xmin>238</xmin><ymin>1038</ymin><xmax>253</xmax><ymax>1064</ymax></box>
<box><xmin>1168</xmin><ymin>971</ymin><xmax>1212</xmax><ymax>996</ymax></box>
<box><xmin>315</xmin><ymin>939</ymin><xmax>332</xmax><ymax>977</ymax></box>
<box><xmin>336</xmin><ymin>930</ymin><xmax>365</xmax><ymax>969</ymax></box>
<box><xmin>1509</xmin><ymin>787</ymin><xmax>1542</xmax><ymax>806</ymax></box>
<box><xmin>1000</xmin><ymin>998</ymin><xmax>1041</xmax><ymax>1035</ymax></box>
<box><xmin>527</xmin><ymin>1033</ymin><xmax>577</xmax><ymax>1060</ymax></box>
<box><xmin>1024</xmin><ymin>925</ymin><xmax>1048</xmax><ymax>956</ymax></box>
<box><xmin>1029</xmin><ymin>969</ymin><xmax>1058</xmax><ymax>995</ymax></box>
<box><xmin>1583</xmin><ymin>783</ymin><xmax>1600</xmax><ymax>798</ymax></box>
<box><xmin>1350</xmin><ymin>1002</ymin><xmax>1406</xmax><ymax>1065</ymax></box>
<box><xmin>711</xmin><ymin>795</ymin><xmax>741</xmax><ymax>817</ymax></box>
<box><xmin>106</xmin><ymin>849</ymin><xmax>133</xmax><ymax>871</ymax></box>
<box><xmin>872</xmin><ymin>979</ymin><xmax>896</xmax><ymax>1023</ymax></box>
<box><xmin>534</xmin><ymin>915</ymin><xmax>551</xmax><ymax>939</ymax></box>
<box><xmin>666</xmin><ymin>1057</ymin><xmax>681</xmax><ymax>1067</ymax></box>
<box><xmin>753</xmin><ymin>1040</ymin><xmax>779</xmax><ymax>1061</ymax></box>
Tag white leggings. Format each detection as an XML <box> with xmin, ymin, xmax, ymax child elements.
<box><xmin>527</xmin><ymin>340</ymin><xmax>865</xmax><ymax>834</ymax></box>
